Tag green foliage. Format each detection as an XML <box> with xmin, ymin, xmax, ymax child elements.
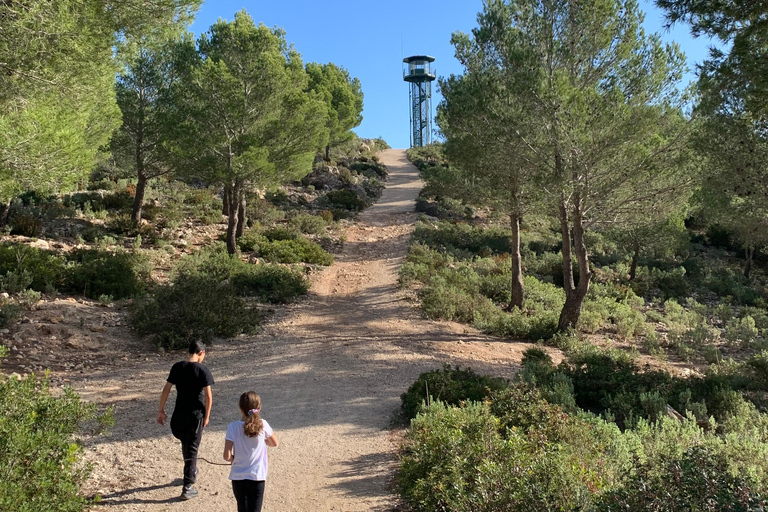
<box><xmin>259</xmin><ymin>238</ymin><xmax>333</xmax><ymax>265</ymax></box>
<box><xmin>399</xmin><ymin>385</ymin><xmax>630</xmax><ymax>512</ymax></box>
<box><xmin>0</xmin><ymin>244</ymin><xmax>66</xmax><ymax>292</ymax></box>
<box><xmin>0</xmin><ymin>302</ymin><xmax>21</xmax><ymax>327</ymax></box>
<box><xmin>411</xmin><ymin>220</ymin><xmax>510</xmax><ymax>257</ymax></box>
<box><xmin>238</xmin><ymin>228</ymin><xmax>333</xmax><ymax>265</ymax></box>
<box><xmin>231</xmin><ymin>264</ymin><xmax>309</xmax><ymax>304</ymax></box>
<box><xmin>130</xmin><ymin>275</ymin><xmax>259</xmax><ymax>349</ymax></box>
<box><xmin>0</xmin><ymin>362</ymin><xmax>113</xmax><ymax>512</ymax></box>
<box><xmin>399</xmin><ymin>372</ymin><xmax>768</xmax><ymax>512</ymax></box>
<box><xmin>319</xmin><ymin>189</ymin><xmax>366</xmax><ymax>212</ymax></box>
<box><xmin>289</xmin><ymin>213</ymin><xmax>328</xmax><ymax>234</ymax></box>
<box><xmin>598</xmin><ymin>446</ymin><xmax>767</xmax><ymax>511</ymax></box>
<box><xmin>172</xmin><ymin>244</ymin><xmax>309</xmax><ymax>303</ymax></box>
<box><xmin>400</xmin><ymin>365</ymin><xmax>508</xmax><ymax>420</ymax></box>
<box><xmin>305</xmin><ymin>62</ymin><xmax>363</xmax><ymax>150</ymax></box>
<box><xmin>64</xmin><ymin>249</ymin><xmax>151</xmax><ymax>299</ymax></box>
<box><xmin>8</xmin><ymin>214</ymin><xmax>42</xmax><ymax>237</ymax></box>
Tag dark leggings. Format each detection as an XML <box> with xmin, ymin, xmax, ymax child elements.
<box><xmin>232</xmin><ymin>479</ymin><xmax>265</xmax><ymax>512</ymax></box>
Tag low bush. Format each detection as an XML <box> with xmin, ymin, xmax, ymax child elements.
<box><xmin>130</xmin><ymin>275</ymin><xmax>260</xmax><ymax>349</ymax></box>
<box><xmin>411</xmin><ymin>220</ymin><xmax>511</xmax><ymax>257</ymax></box>
<box><xmin>65</xmin><ymin>249</ymin><xmax>151</xmax><ymax>299</ymax></box>
<box><xmin>400</xmin><ymin>365</ymin><xmax>508</xmax><ymax>420</ymax></box>
<box><xmin>101</xmin><ymin>189</ymin><xmax>134</xmax><ymax>211</ymax></box>
<box><xmin>8</xmin><ymin>214</ymin><xmax>42</xmax><ymax>237</ymax></box>
<box><xmin>398</xmin><ymin>371</ymin><xmax>768</xmax><ymax>512</ymax></box>
<box><xmin>289</xmin><ymin>213</ymin><xmax>328</xmax><ymax>234</ymax></box>
<box><xmin>259</xmin><ymin>238</ymin><xmax>334</xmax><ymax>265</ymax></box>
<box><xmin>238</xmin><ymin>228</ymin><xmax>333</xmax><ymax>265</ymax></box>
<box><xmin>415</xmin><ymin>196</ymin><xmax>473</xmax><ymax>220</ymax></box>
<box><xmin>0</xmin><ymin>352</ymin><xmax>113</xmax><ymax>512</ymax></box>
<box><xmin>172</xmin><ymin>245</ymin><xmax>310</xmax><ymax>303</ymax></box>
<box><xmin>349</xmin><ymin>160</ymin><xmax>388</xmax><ymax>179</ymax></box>
<box><xmin>598</xmin><ymin>445</ymin><xmax>766</xmax><ymax>511</ymax></box>
<box><xmin>319</xmin><ymin>189</ymin><xmax>367</xmax><ymax>212</ymax></box>
<box><xmin>232</xmin><ymin>264</ymin><xmax>309</xmax><ymax>304</ymax></box>
<box><xmin>0</xmin><ymin>302</ymin><xmax>21</xmax><ymax>327</ymax></box>
<box><xmin>0</xmin><ymin>244</ymin><xmax>67</xmax><ymax>292</ymax></box>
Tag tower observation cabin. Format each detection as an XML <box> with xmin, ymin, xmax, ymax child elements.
<box><xmin>403</xmin><ymin>55</ymin><xmax>436</xmax><ymax>147</ymax></box>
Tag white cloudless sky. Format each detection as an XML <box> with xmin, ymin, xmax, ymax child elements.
<box><xmin>189</xmin><ymin>1</ymin><xmax>715</xmax><ymax>149</ymax></box>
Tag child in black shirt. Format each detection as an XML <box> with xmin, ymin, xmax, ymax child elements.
<box><xmin>157</xmin><ymin>341</ymin><xmax>214</xmax><ymax>500</ymax></box>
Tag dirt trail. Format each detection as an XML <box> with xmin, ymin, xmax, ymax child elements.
<box><xmin>79</xmin><ymin>149</ymin><xmax>545</xmax><ymax>511</ymax></box>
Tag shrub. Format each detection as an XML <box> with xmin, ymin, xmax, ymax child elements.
<box><xmin>101</xmin><ymin>189</ymin><xmax>134</xmax><ymax>211</ymax></box>
<box><xmin>0</xmin><ymin>302</ymin><xmax>21</xmax><ymax>327</ymax></box>
<box><xmin>258</xmin><ymin>238</ymin><xmax>333</xmax><ymax>265</ymax></box>
<box><xmin>399</xmin><ymin>386</ymin><xmax>630</xmax><ymax>512</ymax></box>
<box><xmin>598</xmin><ymin>446</ymin><xmax>767</xmax><ymax>511</ymax></box>
<box><xmin>0</xmin><ymin>359</ymin><xmax>112</xmax><ymax>512</ymax></box>
<box><xmin>65</xmin><ymin>249</ymin><xmax>151</xmax><ymax>299</ymax></box>
<box><xmin>8</xmin><ymin>214</ymin><xmax>42</xmax><ymax>237</ymax></box>
<box><xmin>411</xmin><ymin>220</ymin><xmax>511</xmax><ymax>257</ymax></box>
<box><xmin>400</xmin><ymin>365</ymin><xmax>508</xmax><ymax>420</ymax></box>
<box><xmin>232</xmin><ymin>264</ymin><xmax>309</xmax><ymax>304</ymax></box>
<box><xmin>349</xmin><ymin>160</ymin><xmax>388</xmax><ymax>179</ymax></box>
<box><xmin>319</xmin><ymin>189</ymin><xmax>367</xmax><ymax>211</ymax></box>
<box><xmin>172</xmin><ymin>245</ymin><xmax>309</xmax><ymax>303</ymax></box>
<box><xmin>130</xmin><ymin>275</ymin><xmax>260</xmax><ymax>348</ymax></box>
<box><xmin>289</xmin><ymin>213</ymin><xmax>328</xmax><ymax>234</ymax></box>
<box><xmin>724</xmin><ymin>316</ymin><xmax>760</xmax><ymax>346</ymax></box>
<box><xmin>0</xmin><ymin>244</ymin><xmax>67</xmax><ymax>292</ymax></box>
<box><xmin>262</xmin><ymin>226</ymin><xmax>302</xmax><ymax>241</ymax></box>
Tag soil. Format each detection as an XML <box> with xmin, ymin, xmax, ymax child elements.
<box><xmin>7</xmin><ymin>150</ymin><xmax>559</xmax><ymax>511</ymax></box>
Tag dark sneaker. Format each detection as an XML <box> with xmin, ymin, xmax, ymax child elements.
<box><xmin>180</xmin><ymin>486</ymin><xmax>198</xmax><ymax>500</ymax></box>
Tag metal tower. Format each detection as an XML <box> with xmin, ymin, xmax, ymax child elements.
<box><xmin>403</xmin><ymin>55</ymin><xmax>436</xmax><ymax>147</ymax></box>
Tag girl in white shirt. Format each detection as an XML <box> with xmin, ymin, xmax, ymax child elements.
<box><xmin>223</xmin><ymin>392</ymin><xmax>279</xmax><ymax>512</ymax></box>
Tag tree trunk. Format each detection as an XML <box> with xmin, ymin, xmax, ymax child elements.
<box><xmin>0</xmin><ymin>198</ymin><xmax>12</xmax><ymax>228</ymax></box>
<box><xmin>325</xmin><ymin>144</ymin><xmax>331</xmax><ymax>162</ymax></box>
<box><xmin>235</xmin><ymin>190</ymin><xmax>246</xmax><ymax>238</ymax></box>
<box><xmin>509</xmin><ymin>213</ymin><xmax>525</xmax><ymax>309</ymax></box>
<box><xmin>557</xmin><ymin>195</ymin><xmax>592</xmax><ymax>331</ymax></box>
<box><xmin>745</xmin><ymin>246</ymin><xmax>754</xmax><ymax>278</ymax></box>
<box><xmin>225</xmin><ymin>181</ymin><xmax>239</xmax><ymax>255</ymax></box>
<box><xmin>131</xmin><ymin>171</ymin><xmax>148</xmax><ymax>224</ymax></box>
<box><xmin>222</xmin><ymin>183</ymin><xmax>231</xmax><ymax>216</ymax></box>
<box><xmin>629</xmin><ymin>243</ymin><xmax>640</xmax><ymax>281</ymax></box>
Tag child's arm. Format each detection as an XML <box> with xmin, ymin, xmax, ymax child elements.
<box><xmin>265</xmin><ymin>433</ymin><xmax>279</xmax><ymax>447</ymax></box>
<box><xmin>203</xmin><ymin>385</ymin><xmax>212</xmax><ymax>428</ymax></box>
<box><xmin>157</xmin><ymin>382</ymin><xmax>173</xmax><ymax>425</ymax></box>
<box><xmin>223</xmin><ymin>439</ymin><xmax>234</xmax><ymax>462</ymax></box>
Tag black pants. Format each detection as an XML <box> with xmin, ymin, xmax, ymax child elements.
<box><xmin>232</xmin><ymin>480</ymin><xmax>265</xmax><ymax>512</ymax></box>
<box><xmin>170</xmin><ymin>413</ymin><xmax>203</xmax><ymax>487</ymax></box>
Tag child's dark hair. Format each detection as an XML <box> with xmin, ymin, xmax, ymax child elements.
<box><xmin>188</xmin><ymin>341</ymin><xmax>206</xmax><ymax>354</ymax></box>
<box><xmin>240</xmin><ymin>392</ymin><xmax>263</xmax><ymax>437</ymax></box>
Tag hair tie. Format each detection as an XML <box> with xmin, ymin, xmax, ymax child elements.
<box><xmin>248</xmin><ymin>409</ymin><xmax>259</xmax><ymax>416</ymax></box>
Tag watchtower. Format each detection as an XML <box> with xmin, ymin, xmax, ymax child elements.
<box><xmin>403</xmin><ymin>55</ymin><xmax>436</xmax><ymax>147</ymax></box>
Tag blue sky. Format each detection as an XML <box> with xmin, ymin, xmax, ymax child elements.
<box><xmin>189</xmin><ymin>1</ymin><xmax>714</xmax><ymax>149</ymax></box>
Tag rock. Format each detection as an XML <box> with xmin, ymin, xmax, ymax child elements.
<box><xmin>30</xmin><ymin>239</ymin><xmax>50</xmax><ymax>250</ymax></box>
<box><xmin>0</xmin><ymin>292</ymin><xmax>8</xmax><ymax>300</ymax></box>
<box><xmin>89</xmin><ymin>325</ymin><xmax>108</xmax><ymax>333</ymax></box>
<box><xmin>65</xmin><ymin>336</ymin><xmax>102</xmax><ymax>350</ymax></box>
<box><xmin>49</xmin><ymin>317</ymin><xmax>64</xmax><ymax>324</ymax></box>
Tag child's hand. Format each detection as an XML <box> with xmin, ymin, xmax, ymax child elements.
<box><xmin>203</xmin><ymin>417</ymin><xmax>210</xmax><ymax>428</ymax></box>
<box><xmin>157</xmin><ymin>411</ymin><xmax>167</xmax><ymax>425</ymax></box>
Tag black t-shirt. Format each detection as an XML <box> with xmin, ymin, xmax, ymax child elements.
<box><xmin>167</xmin><ymin>361</ymin><xmax>214</xmax><ymax>418</ymax></box>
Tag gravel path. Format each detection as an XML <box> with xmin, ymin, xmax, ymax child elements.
<box><xmin>79</xmin><ymin>149</ymin><xmax>544</xmax><ymax>511</ymax></box>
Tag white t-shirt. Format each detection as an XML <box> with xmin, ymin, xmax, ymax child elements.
<box><xmin>225</xmin><ymin>419</ymin><xmax>273</xmax><ymax>481</ymax></box>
